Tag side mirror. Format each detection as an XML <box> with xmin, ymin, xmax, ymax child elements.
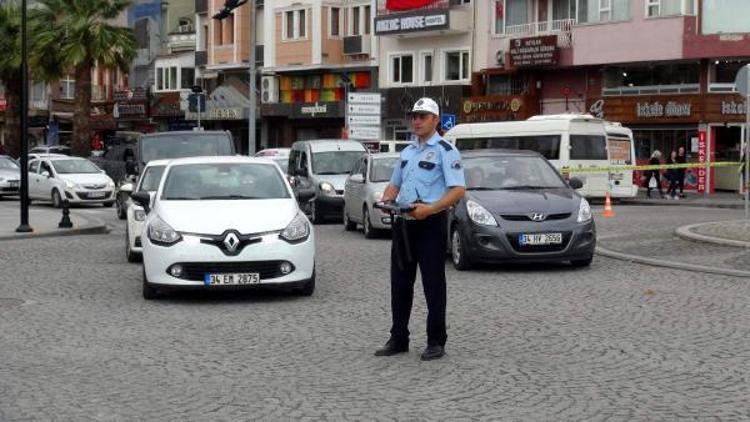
<box><xmin>131</xmin><ymin>191</ymin><xmax>152</xmax><ymax>214</ymax></box>
<box><xmin>569</xmin><ymin>177</ymin><xmax>584</xmax><ymax>190</ymax></box>
<box><xmin>125</xmin><ymin>160</ymin><xmax>138</xmax><ymax>176</ymax></box>
<box><xmin>119</xmin><ymin>183</ymin><xmax>134</xmax><ymax>194</ymax></box>
<box><xmin>349</xmin><ymin>174</ymin><xmax>364</xmax><ymax>184</ymax></box>
<box><xmin>41</xmin><ymin>171</ymin><xmax>50</xmax><ymax>178</ymax></box>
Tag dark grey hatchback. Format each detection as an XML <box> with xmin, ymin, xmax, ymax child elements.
<box><xmin>448</xmin><ymin>150</ymin><xmax>596</xmax><ymax>270</ymax></box>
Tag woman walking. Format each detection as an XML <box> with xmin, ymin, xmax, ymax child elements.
<box><xmin>645</xmin><ymin>150</ymin><xmax>665</xmax><ymax>198</ymax></box>
<box><xmin>666</xmin><ymin>150</ymin><xmax>680</xmax><ymax>199</ymax></box>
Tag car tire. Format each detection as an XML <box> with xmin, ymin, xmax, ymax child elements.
<box><xmin>116</xmin><ymin>193</ymin><xmax>126</xmax><ymax>220</ymax></box>
<box><xmin>296</xmin><ymin>269</ymin><xmax>316</xmax><ymax>296</ymax></box>
<box><xmin>451</xmin><ymin>225</ymin><xmax>473</xmax><ymax>271</ymax></box>
<box><xmin>103</xmin><ymin>201</ymin><xmax>115</xmax><ymax>208</ymax></box>
<box><xmin>310</xmin><ymin>201</ymin><xmax>324</xmax><ymax>225</ymax></box>
<box><xmin>51</xmin><ymin>189</ymin><xmax>62</xmax><ymax>209</ymax></box>
<box><xmin>343</xmin><ymin>209</ymin><xmax>357</xmax><ymax>231</ymax></box>
<box><xmin>142</xmin><ymin>269</ymin><xmax>160</xmax><ymax>300</ymax></box>
<box><xmin>571</xmin><ymin>256</ymin><xmax>594</xmax><ymax>268</ymax></box>
<box><xmin>125</xmin><ymin>227</ymin><xmax>141</xmax><ymax>263</ymax></box>
<box><xmin>363</xmin><ymin>207</ymin><xmax>377</xmax><ymax>239</ymax></box>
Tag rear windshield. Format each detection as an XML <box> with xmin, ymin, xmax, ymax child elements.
<box><xmin>0</xmin><ymin>157</ymin><xmax>19</xmax><ymax>170</ymax></box>
<box><xmin>456</xmin><ymin>135</ymin><xmax>561</xmax><ymax>160</ymax></box>
<box><xmin>570</xmin><ymin>135</ymin><xmax>607</xmax><ymax>160</ymax></box>
<box><xmin>370</xmin><ymin>157</ymin><xmax>399</xmax><ymax>183</ymax></box>
<box><xmin>141</xmin><ymin>134</ymin><xmax>234</xmax><ymax>163</ymax></box>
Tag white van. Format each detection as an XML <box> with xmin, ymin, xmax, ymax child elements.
<box><xmin>444</xmin><ymin>114</ymin><xmax>637</xmax><ymax>198</ymax></box>
<box><xmin>603</xmin><ymin>122</ymin><xmax>638</xmax><ymax>198</ymax></box>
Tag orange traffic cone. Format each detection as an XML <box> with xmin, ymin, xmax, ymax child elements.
<box><xmin>603</xmin><ymin>192</ymin><xmax>616</xmax><ymax>218</ymax></box>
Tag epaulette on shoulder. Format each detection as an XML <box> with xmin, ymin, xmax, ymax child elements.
<box><xmin>438</xmin><ymin>140</ymin><xmax>453</xmax><ymax>151</ymax></box>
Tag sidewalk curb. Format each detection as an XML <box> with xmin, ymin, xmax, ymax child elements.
<box><xmin>595</xmin><ymin>245</ymin><xmax>750</xmax><ymax>279</ymax></box>
<box><xmin>0</xmin><ymin>224</ymin><xmax>110</xmax><ymax>241</ymax></box>
<box><xmin>619</xmin><ymin>199</ymin><xmax>743</xmax><ymax>210</ymax></box>
<box><xmin>675</xmin><ymin>222</ymin><xmax>750</xmax><ymax>248</ymax></box>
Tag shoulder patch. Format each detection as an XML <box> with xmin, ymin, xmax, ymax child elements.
<box><xmin>438</xmin><ymin>140</ymin><xmax>453</xmax><ymax>151</ymax></box>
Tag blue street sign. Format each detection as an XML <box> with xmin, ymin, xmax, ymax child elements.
<box><xmin>441</xmin><ymin>113</ymin><xmax>457</xmax><ymax>131</ymax></box>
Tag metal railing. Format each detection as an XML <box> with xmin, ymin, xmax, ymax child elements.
<box><xmin>708</xmin><ymin>83</ymin><xmax>737</xmax><ymax>93</ymax></box>
<box><xmin>602</xmin><ymin>84</ymin><xmax>700</xmax><ymax>96</ymax></box>
<box><xmin>503</xmin><ymin>18</ymin><xmax>575</xmax><ymax>37</ymax></box>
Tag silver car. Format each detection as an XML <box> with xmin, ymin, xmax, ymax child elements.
<box><xmin>343</xmin><ymin>153</ymin><xmax>399</xmax><ymax>238</ymax></box>
<box><xmin>0</xmin><ymin>155</ymin><xmax>20</xmax><ymax>197</ymax></box>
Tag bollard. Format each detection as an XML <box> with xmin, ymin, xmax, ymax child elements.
<box><xmin>58</xmin><ymin>199</ymin><xmax>73</xmax><ymax>229</ymax></box>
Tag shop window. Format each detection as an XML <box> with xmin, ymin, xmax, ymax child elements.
<box><xmin>702</xmin><ymin>0</ymin><xmax>750</xmax><ymax>34</ymax></box>
<box><xmin>422</xmin><ymin>53</ymin><xmax>433</xmax><ymax>84</ymax></box>
<box><xmin>570</xmin><ymin>135</ymin><xmax>607</xmax><ymax>160</ymax></box>
<box><xmin>633</xmin><ymin>129</ymin><xmax>696</xmax><ymax>161</ymax></box>
<box><xmin>445</xmin><ymin>51</ymin><xmax>470</xmax><ymax>82</ymax></box>
<box><xmin>602</xmin><ymin>63</ymin><xmax>700</xmax><ymax>95</ymax></box>
<box><xmin>391</xmin><ymin>55</ymin><xmax>414</xmax><ymax>85</ymax></box>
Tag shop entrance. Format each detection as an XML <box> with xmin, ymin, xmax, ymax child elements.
<box><xmin>712</xmin><ymin>125</ymin><xmax>744</xmax><ymax>192</ymax></box>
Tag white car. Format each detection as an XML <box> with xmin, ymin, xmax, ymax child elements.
<box><xmin>28</xmin><ymin>156</ymin><xmax>115</xmax><ymax>207</ymax></box>
<box><xmin>125</xmin><ymin>160</ymin><xmax>169</xmax><ymax>262</ymax></box>
<box><xmin>134</xmin><ymin>156</ymin><xmax>316</xmax><ymax>300</ymax></box>
<box><xmin>0</xmin><ymin>155</ymin><xmax>21</xmax><ymax>197</ymax></box>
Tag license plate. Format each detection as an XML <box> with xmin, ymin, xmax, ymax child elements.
<box><xmin>89</xmin><ymin>191</ymin><xmax>106</xmax><ymax>198</ymax></box>
<box><xmin>204</xmin><ymin>273</ymin><xmax>260</xmax><ymax>286</ymax></box>
<box><xmin>519</xmin><ymin>233</ymin><xmax>563</xmax><ymax>246</ymax></box>
<box><xmin>9</xmin><ymin>181</ymin><xmax>19</xmax><ymax>188</ymax></box>
<box><xmin>609</xmin><ymin>173</ymin><xmax>624</xmax><ymax>181</ymax></box>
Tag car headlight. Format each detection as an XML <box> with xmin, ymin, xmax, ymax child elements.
<box><xmin>466</xmin><ymin>200</ymin><xmax>497</xmax><ymax>227</ymax></box>
<box><xmin>134</xmin><ymin>209</ymin><xmax>146</xmax><ymax>222</ymax></box>
<box><xmin>372</xmin><ymin>191</ymin><xmax>384</xmax><ymax>202</ymax></box>
<box><xmin>107</xmin><ymin>181</ymin><xmax>115</xmax><ymax>188</ymax></box>
<box><xmin>279</xmin><ymin>211</ymin><xmax>310</xmax><ymax>243</ymax></box>
<box><xmin>577</xmin><ymin>198</ymin><xmax>592</xmax><ymax>223</ymax></box>
<box><xmin>319</xmin><ymin>182</ymin><xmax>335</xmax><ymax>195</ymax></box>
<box><xmin>147</xmin><ymin>215</ymin><xmax>182</xmax><ymax>246</ymax></box>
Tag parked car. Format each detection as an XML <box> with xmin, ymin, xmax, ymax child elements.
<box><xmin>110</xmin><ymin>131</ymin><xmax>237</xmax><ymax>220</ymax></box>
<box><xmin>28</xmin><ymin>153</ymin><xmax>67</xmax><ymax>161</ymax></box>
<box><xmin>124</xmin><ymin>160</ymin><xmax>169</xmax><ymax>262</ymax></box>
<box><xmin>255</xmin><ymin>148</ymin><xmax>291</xmax><ymax>174</ymax></box>
<box><xmin>0</xmin><ymin>155</ymin><xmax>20</xmax><ymax>197</ymax></box>
<box><xmin>448</xmin><ymin>149</ymin><xmax>596</xmax><ymax>270</ymax></box>
<box><xmin>29</xmin><ymin>145</ymin><xmax>72</xmax><ymax>156</ymax></box>
<box><xmin>343</xmin><ymin>152</ymin><xmax>399</xmax><ymax>238</ymax></box>
<box><xmin>27</xmin><ymin>156</ymin><xmax>115</xmax><ymax>207</ymax></box>
<box><xmin>288</xmin><ymin>139</ymin><xmax>367</xmax><ymax>223</ymax></box>
<box><xmin>133</xmin><ymin>156</ymin><xmax>316</xmax><ymax>300</ymax></box>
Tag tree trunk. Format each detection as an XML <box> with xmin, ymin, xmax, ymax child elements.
<box><xmin>72</xmin><ymin>61</ymin><xmax>93</xmax><ymax>157</ymax></box>
<box><xmin>3</xmin><ymin>80</ymin><xmax>22</xmax><ymax>158</ymax></box>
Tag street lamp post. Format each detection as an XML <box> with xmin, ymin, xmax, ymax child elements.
<box><xmin>16</xmin><ymin>0</ymin><xmax>32</xmax><ymax>233</ymax></box>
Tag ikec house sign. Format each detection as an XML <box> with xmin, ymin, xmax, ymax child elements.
<box><xmin>374</xmin><ymin>9</ymin><xmax>449</xmax><ymax>35</ymax></box>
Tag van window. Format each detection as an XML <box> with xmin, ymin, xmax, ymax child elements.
<box><xmin>570</xmin><ymin>135</ymin><xmax>607</xmax><ymax>160</ymax></box>
<box><xmin>456</xmin><ymin>135</ymin><xmax>561</xmax><ymax>160</ymax></box>
<box><xmin>380</xmin><ymin>144</ymin><xmax>390</xmax><ymax>153</ymax></box>
<box><xmin>395</xmin><ymin>143</ymin><xmax>409</xmax><ymax>152</ymax></box>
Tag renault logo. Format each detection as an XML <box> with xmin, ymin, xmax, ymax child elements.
<box><xmin>223</xmin><ymin>232</ymin><xmax>240</xmax><ymax>253</ymax></box>
<box><xmin>529</xmin><ymin>213</ymin><xmax>547</xmax><ymax>222</ymax></box>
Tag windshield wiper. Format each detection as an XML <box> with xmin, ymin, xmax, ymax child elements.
<box><xmin>199</xmin><ymin>195</ymin><xmax>261</xmax><ymax>200</ymax></box>
<box><xmin>466</xmin><ymin>187</ymin><xmax>501</xmax><ymax>191</ymax></box>
<box><xmin>164</xmin><ymin>196</ymin><xmax>200</xmax><ymax>200</ymax></box>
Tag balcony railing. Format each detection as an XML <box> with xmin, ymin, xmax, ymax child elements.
<box><xmin>708</xmin><ymin>83</ymin><xmax>737</xmax><ymax>93</ymax></box>
<box><xmin>503</xmin><ymin>18</ymin><xmax>575</xmax><ymax>37</ymax></box>
<box><xmin>602</xmin><ymin>84</ymin><xmax>700</xmax><ymax>96</ymax></box>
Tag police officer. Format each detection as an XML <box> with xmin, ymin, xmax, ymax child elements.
<box><xmin>375</xmin><ymin>98</ymin><xmax>466</xmax><ymax>361</ymax></box>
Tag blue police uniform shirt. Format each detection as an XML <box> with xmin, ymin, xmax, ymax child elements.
<box><xmin>389</xmin><ymin>131</ymin><xmax>465</xmax><ymax>207</ymax></box>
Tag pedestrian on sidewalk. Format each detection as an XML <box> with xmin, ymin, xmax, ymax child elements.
<box><xmin>645</xmin><ymin>150</ymin><xmax>665</xmax><ymax>198</ymax></box>
<box><xmin>666</xmin><ymin>150</ymin><xmax>680</xmax><ymax>200</ymax></box>
<box><xmin>676</xmin><ymin>146</ymin><xmax>687</xmax><ymax>198</ymax></box>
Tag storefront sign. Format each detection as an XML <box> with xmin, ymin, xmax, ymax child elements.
<box><xmin>290</xmin><ymin>102</ymin><xmax>343</xmax><ymax>119</ymax></box>
<box><xmin>152</xmin><ymin>92</ymin><xmax>183</xmax><ymax>117</ymax></box>
<box><xmin>114</xmin><ymin>103</ymin><xmax>147</xmax><ymax>118</ymax></box>
<box><xmin>636</xmin><ymin>101</ymin><xmax>692</xmax><ymax>118</ymax></box>
<box><xmin>186</xmin><ymin>107</ymin><xmax>246</xmax><ymax>121</ymax></box>
<box><xmin>299</xmin><ymin>103</ymin><xmax>328</xmax><ymax>117</ymax></box>
<box><xmin>509</xmin><ymin>35</ymin><xmax>559</xmax><ymax>67</ymax></box>
<box><xmin>697</xmin><ymin>130</ymin><xmax>707</xmax><ymax>193</ymax></box>
<box><xmin>460</xmin><ymin>96</ymin><xmax>530</xmax><ymax>123</ymax></box>
<box><xmin>721</xmin><ymin>100</ymin><xmax>746</xmax><ymax>115</ymax></box>
<box><xmin>374</xmin><ymin>9</ymin><xmax>449</xmax><ymax>35</ymax></box>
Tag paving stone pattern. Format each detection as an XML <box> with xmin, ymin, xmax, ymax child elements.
<box><xmin>690</xmin><ymin>220</ymin><xmax>750</xmax><ymax>243</ymax></box>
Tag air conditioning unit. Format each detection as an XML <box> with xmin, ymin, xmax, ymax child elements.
<box><xmin>179</xmin><ymin>23</ymin><xmax>194</xmax><ymax>33</ymax></box>
<box><xmin>261</xmin><ymin>75</ymin><xmax>279</xmax><ymax>104</ymax></box>
<box><xmin>343</xmin><ymin>34</ymin><xmax>371</xmax><ymax>56</ymax></box>
<box><xmin>496</xmin><ymin>50</ymin><xmax>505</xmax><ymax>66</ymax></box>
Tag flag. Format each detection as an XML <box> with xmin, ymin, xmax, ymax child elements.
<box><xmin>386</xmin><ymin>0</ymin><xmax>439</xmax><ymax>11</ymax></box>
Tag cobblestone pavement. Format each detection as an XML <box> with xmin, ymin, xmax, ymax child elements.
<box><xmin>690</xmin><ymin>220</ymin><xmax>750</xmax><ymax>243</ymax></box>
<box><xmin>1</xmin><ymin>211</ymin><xmax>749</xmax><ymax>420</ymax></box>
<box><xmin>597</xmin><ymin>205</ymin><xmax>750</xmax><ymax>271</ymax></box>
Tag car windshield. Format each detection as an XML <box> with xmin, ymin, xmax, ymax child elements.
<box><xmin>141</xmin><ymin>134</ymin><xmax>234</xmax><ymax>163</ymax></box>
<box><xmin>161</xmin><ymin>162</ymin><xmax>290</xmax><ymax>200</ymax></box>
<box><xmin>463</xmin><ymin>156</ymin><xmax>566</xmax><ymax>190</ymax></box>
<box><xmin>137</xmin><ymin>166</ymin><xmax>166</xmax><ymax>192</ymax></box>
<box><xmin>312</xmin><ymin>151</ymin><xmax>363</xmax><ymax>175</ymax></box>
<box><xmin>0</xmin><ymin>157</ymin><xmax>19</xmax><ymax>170</ymax></box>
<box><xmin>370</xmin><ymin>157</ymin><xmax>398</xmax><ymax>182</ymax></box>
<box><xmin>52</xmin><ymin>159</ymin><xmax>101</xmax><ymax>174</ymax></box>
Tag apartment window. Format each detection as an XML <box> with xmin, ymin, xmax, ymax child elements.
<box><xmin>647</xmin><ymin>0</ymin><xmax>687</xmax><ymax>17</ymax></box>
<box><xmin>392</xmin><ymin>55</ymin><xmax>414</xmax><ymax>84</ymax></box>
<box><xmin>702</xmin><ymin>0</ymin><xmax>750</xmax><ymax>34</ymax></box>
<box><xmin>284</xmin><ymin>9</ymin><xmax>307</xmax><ymax>40</ymax></box>
<box><xmin>169</xmin><ymin>67</ymin><xmax>178</xmax><ymax>90</ymax></box>
<box><xmin>422</xmin><ymin>53</ymin><xmax>433</xmax><ymax>83</ymax></box>
<box><xmin>202</xmin><ymin>24</ymin><xmax>209</xmax><ymax>50</ymax></box>
<box><xmin>181</xmin><ymin>68</ymin><xmax>195</xmax><ymax>90</ymax></box>
<box><xmin>445</xmin><ymin>51</ymin><xmax>470</xmax><ymax>81</ymax></box>
<box><xmin>494</xmin><ymin>0</ymin><xmax>528</xmax><ymax>35</ymax></box>
<box><xmin>599</xmin><ymin>0</ymin><xmax>611</xmax><ymax>21</ymax></box>
<box><xmin>31</xmin><ymin>82</ymin><xmax>46</xmax><ymax>102</ymax></box>
<box><xmin>352</xmin><ymin>7</ymin><xmax>361</xmax><ymax>36</ymax></box>
<box><xmin>330</xmin><ymin>7</ymin><xmax>340</xmax><ymax>37</ymax></box>
<box><xmin>578</xmin><ymin>0</ymin><xmax>630</xmax><ymax>23</ymax></box>
<box><xmin>60</xmin><ymin>76</ymin><xmax>75</xmax><ymax>99</ymax></box>
<box><xmin>214</xmin><ymin>19</ymin><xmax>222</xmax><ymax>45</ymax></box>
<box><xmin>364</xmin><ymin>5</ymin><xmax>371</xmax><ymax>34</ymax></box>
<box><xmin>225</xmin><ymin>14</ymin><xmax>234</xmax><ymax>44</ymax></box>
<box><xmin>157</xmin><ymin>68</ymin><xmax>164</xmax><ymax>90</ymax></box>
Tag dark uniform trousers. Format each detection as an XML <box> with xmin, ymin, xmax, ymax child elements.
<box><xmin>390</xmin><ymin>211</ymin><xmax>448</xmax><ymax>347</ymax></box>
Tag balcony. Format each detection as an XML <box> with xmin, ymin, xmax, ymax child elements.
<box><xmin>168</xmin><ymin>31</ymin><xmax>197</xmax><ymax>52</ymax></box>
<box><xmin>503</xmin><ymin>18</ymin><xmax>575</xmax><ymax>38</ymax></box>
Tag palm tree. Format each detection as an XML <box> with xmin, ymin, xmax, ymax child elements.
<box><xmin>0</xmin><ymin>2</ymin><xmax>24</xmax><ymax>158</ymax></box>
<box><xmin>32</xmin><ymin>0</ymin><xmax>136</xmax><ymax>156</ymax></box>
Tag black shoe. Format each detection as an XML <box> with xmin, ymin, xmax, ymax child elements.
<box><xmin>374</xmin><ymin>340</ymin><xmax>408</xmax><ymax>357</ymax></box>
<box><xmin>420</xmin><ymin>345</ymin><xmax>445</xmax><ymax>361</ymax></box>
